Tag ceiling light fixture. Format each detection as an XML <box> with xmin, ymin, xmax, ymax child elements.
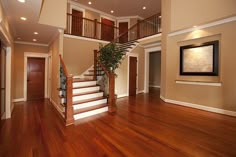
<box><xmin>20</xmin><ymin>17</ymin><xmax>27</xmax><ymax>21</ymax></box>
<box><xmin>110</xmin><ymin>10</ymin><xmax>114</xmax><ymax>13</ymax></box>
<box><xmin>159</xmin><ymin>15</ymin><xmax>162</xmax><ymax>18</ymax></box>
<box><xmin>88</xmin><ymin>1</ymin><xmax>92</xmax><ymax>5</ymax></box>
<box><xmin>33</xmin><ymin>39</ymin><xmax>37</xmax><ymax>42</ymax></box>
<box><xmin>193</xmin><ymin>25</ymin><xmax>197</xmax><ymax>28</ymax></box>
<box><xmin>142</xmin><ymin>6</ymin><xmax>146</xmax><ymax>10</ymax></box>
<box><xmin>34</xmin><ymin>32</ymin><xmax>38</xmax><ymax>35</ymax></box>
<box><xmin>18</xmin><ymin>0</ymin><xmax>25</xmax><ymax>3</ymax></box>
<box><xmin>17</xmin><ymin>37</ymin><xmax>21</xmax><ymax>40</ymax></box>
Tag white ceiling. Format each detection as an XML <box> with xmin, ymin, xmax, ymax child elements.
<box><xmin>1</xmin><ymin>0</ymin><xmax>58</xmax><ymax>45</ymax></box>
<box><xmin>1</xmin><ymin>0</ymin><xmax>161</xmax><ymax>45</ymax></box>
<box><xmin>72</xmin><ymin>0</ymin><xmax>161</xmax><ymax>18</ymax></box>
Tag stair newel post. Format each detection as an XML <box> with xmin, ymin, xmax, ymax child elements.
<box><xmin>108</xmin><ymin>73</ymin><xmax>116</xmax><ymax>113</ymax></box>
<box><xmin>65</xmin><ymin>75</ymin><xmax>74</xmax><ymax>126</ymax></box>
<box><xmin>94</xmin><ymin>50</ymin><xmax>98</xmax><ymax>80</ymax></box>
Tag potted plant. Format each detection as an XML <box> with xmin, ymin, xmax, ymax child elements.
<box><xmin>98</xmin><ymin>42</ymin><xmax>126</xmax><ymax>110</ymax></box>
<box><xmin>98</xmin><ymin>42</ymin><xmax>126</xmax><ymax>74</ymax></box>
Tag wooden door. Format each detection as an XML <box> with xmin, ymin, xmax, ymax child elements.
<box><xmin>119</xmin><ymin>22</ymin><xmax>128</xmax><ymax>43</ymax></box>
<box><xmin>71</xmin><ymin>9</ymin><xmax>83</xmax><ymax>36</ymax></box>
<box><xmin>129</xmin><ymin>56</ymin><xmax>137</xmax><ymax>96</ymax></box>
<box><xmin>101</xmin><ymin>18</ymin><xmax>115</xmax><ymax>41</ymax></box>
<box><xmin>27</xmin><ymin>58</ymin><xmax>45</xmax><ymax>100</ymax></box>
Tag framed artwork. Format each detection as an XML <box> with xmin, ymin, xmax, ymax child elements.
<box><xmin>180</xmin><ymin>40</ymin><xmax>219</xmax><ymax>76</ymax></box>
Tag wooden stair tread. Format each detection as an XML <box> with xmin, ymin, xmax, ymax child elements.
<box><xmin>73</xmin><ymin>104</ymin><xmax>108</xmax><ymax>115</ymax></box>
<box><xmin>73</xmin><ymin>91</ymin><xmax>102</xmax><ymax>97</ymax></box>
<box><xmin>73</xmin><ymin>85</ymin><xmax>99</xmax><ymax>89</ymax></box>
<box><xmin>73</xmin><ymin>97</ymin><xmax>106</xmax><ymax>105</ymax></box>
<box><xmin>73</xmin><ymin>78</ymin><xmax>96</xmax><ymax>82</ymax></box>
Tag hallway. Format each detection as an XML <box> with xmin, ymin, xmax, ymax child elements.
<box><xmin>1</xmin><ymin>89</ymin><xmax>236</xmax><ymax>157</ymax></box>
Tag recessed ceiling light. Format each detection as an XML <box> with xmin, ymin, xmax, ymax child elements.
<box><xmin>18</xmin><ymin>0</ymin><xmax>25</xmax><ymax>3</ymax></box>
<box><xmin>159</xmin><ymin>15</ymin><xmax>162</xmax><ymax>18</ymax></box>
<box><xmin>193</xmin><ymin>25</ymin><xmax>197</xmax><ymax>28</ymax></box>
<box><xmin>33</xmin><ymin>39</ymin><xmax>37</xmax><ymax>42</ymax></box>
<box><xmin>34</xmin><ymin>32</ymin><xmax>38</xmax><ymax>35</ymax></box>
<box><xmin>20</xmin><ymin>17</ymin><xmax>27</xmax><ymax>21</ymax></box>
<box><xmin>17</xmin><ymin>37</ymin><xmax>21</xmax><ymax>40</ymax></box>
<box><xmin>88</xmin><ymin>1</ymin><xmax>92</xmax><ymax>5</ymax></box>
<box><xmin>110</xmin><ymin>10</ymin><xmax>114</xmax><ymax>13</ymax></box>
<box><xmin>142</xmin><ymin>6</ymin><xmax>146</xmax><ymax>10</ymax></box>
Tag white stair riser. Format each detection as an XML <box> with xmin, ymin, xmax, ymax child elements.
<box><xmin>73</xmin><ymin>92</ymin><xmax>103</xmax><ymax>102</ymax></box>
<box><xmin>73</xmin><ymin>81</ymin><xmax>96</xmax><ymax>88</ymax></box>
<box><xmin>73</xmin><ymin>107</ymin><xmax>108</xmax><ymax>120</ymax></box>
<box><xmin>73</xmin><ymin>86</ymin><xmax>100</xmax><ymax>95</ymax></box>
<box><xmin>73</xmin><ymin>99</ymin><xmax>107</xmax><ymax>110</ymax></box>
<box><xmin>61</xmin><ymin>98</ymin><xmax>65</xmax><ymax>104</ymax></box>
<box><xmin>84</xmin><ymin>75</ymin><xmax>94</xmax><ymax>79</ymax></box>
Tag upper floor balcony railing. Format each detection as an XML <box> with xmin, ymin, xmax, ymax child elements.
<box><xmin>65</xmin><ymin>13</ymin><xmax>161</xmax><ymax>42</ymax></box>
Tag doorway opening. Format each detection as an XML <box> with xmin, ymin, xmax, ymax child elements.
<box><xmin>149</xmin><ymin>51</ymin><xmax>161</xmax><ymax>93</ymax></box>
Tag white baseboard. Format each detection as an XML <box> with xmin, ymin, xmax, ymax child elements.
<box><xmin>149</xmin><ymin>85</ymin><xmax>160</xmax><ymax>88</ymax></box>
<box><xmin>13</xmin><ymin>98</ymin><xmax>25</xmax><ymax>102</ymax></box>
<box><xmin>137</xmin><ymin>90</ymin><xmax>144</xmax><ymax>94</ymax></box>
<box><xmin>160</xmin><ymin>96</ymin><xmax>236</xmax><ymax>117</ymax></box>
<box><xmin>117</xmin><ymin>94</ymin><xmax>128</xmax><ymax>98</ymax></box>
<box><xmin>50</xmin><ymin>99</ymin><xmax>65</xmax><ymax>118</ymax></box>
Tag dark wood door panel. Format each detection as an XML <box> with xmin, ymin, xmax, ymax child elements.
<box><xmin>119</xmin><ymin>22</ymin><xmax>128</xmax><ymax>43</ymax></box>
<box><xmin>101</xmin><ymin>18</ymin><xmax>115</xmax><ymax>41</ymax></box>
<box><xmin>72</xmin><ymin>9</ymin><xmax>83</xmax><ymax>36</ymax></box>
<box><xmin>129</xmin><ymin>56</ymin><xmax>137</xmax><ymax>96</ymax></box>
<box><xmin>27</xmin><ymin>58</ymin><xmax>45</xmax><ymax>100</ymax></box>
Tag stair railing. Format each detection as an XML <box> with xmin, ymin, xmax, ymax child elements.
<box><xmin>93</xmin><ymin>13</ymin><xmax>161</xmax><ymax>113</ymax></box>
<box><xmin>59</xmin><ymin>55</ymin><xmax>74</xmax><ymax>125</ymax></box>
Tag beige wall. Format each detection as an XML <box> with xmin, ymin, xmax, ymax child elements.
<box><xmin>162</xmin><ymin>0</ymin><xmax>236</xmax><ymax>112</ymax></box>
<box><xmin>171</xmin><ymin>0</ymin><xmax>236</xmax><ymax>31</ymax></box>
<box><xmin>13</xmin><ymin>44</ymin><xmax>48</xmax><ymax>99</ymax></box>
<box><xmin>149</xmin><ymin>52</ymin><xmax>161</xmax><ymax>87</ymax></box>
<box><xmin>63</xmin><ymin>37</ymin><xmax>107</xmax><ymax>75</ymax></box>
<box><xmin>39</xmin><ymin>0</ymin><xmax>67</xmax><ymax>29</ymax></box>
<box><xmin>166</xmin><ymin>22</ymin><xmax>236</xmax><ymax>111</ymax></box>
<box><xmin>49</xmin><ymin>35</ymin><xmax>61</xmax><ymax>107</ymax></box>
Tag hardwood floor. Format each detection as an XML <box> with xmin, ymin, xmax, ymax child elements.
<box><xmin>1</xmin><ymin>88</ymin><xmax>236</xmax><ymax>157</ymax></box>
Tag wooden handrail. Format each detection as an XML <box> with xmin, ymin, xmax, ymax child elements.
<box><xmin>59</xmin><ymin>54</ymin><xmax>74</xmax><ymax>126</ymax></box>
<box><xmin>59</xmin><ymin>54</ymin><xmax>69</xmax><ymax>77</ymax></box>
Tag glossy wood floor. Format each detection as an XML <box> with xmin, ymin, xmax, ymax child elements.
<box><xmin>1</xmin><ymin>88</ymin><xmax>236</xmax><ymax>157</ymax></box>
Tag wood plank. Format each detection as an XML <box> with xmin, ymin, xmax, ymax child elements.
<box><xmin>1</xmin><ymin>88</ymin><xmax>236</xmax><ymax>157</ymax></box>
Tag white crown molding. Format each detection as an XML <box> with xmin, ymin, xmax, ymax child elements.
<box><xmin>64</xmin><ymin>34</ymin><xmax>109</xmax><ymax>44</ymax></box>
<box><xmin>14</xmin><ymin>41</ymin><xmax>48</xmax><ymax>47</ymax></box>
<box><xmin>117</xmin><ymin>16</ymin><xmax>144</xmax><ymax>20</ymax></box>
<box><xmin>176</xmin><ymin>80</ymin><xmax>222</xmax><ymax>86</ymax></box>
<box><xmin>160</xmin><ymin>95</ymin><xmax>236</xmax><ymax>117</ymax></box>
<box><xmin>169</xmin><ymin>16</ymin><xmax>236</xmax><ymax>37</ymax></box>
<box><xmin>68</xmin><ymin>0</ymin><xmax>116</xmax><ymax>19</ymax></box>
<box><xmin>138</xmin><ymin>33</ymin><xmax>162</xmax><ymax>42</ymax></box>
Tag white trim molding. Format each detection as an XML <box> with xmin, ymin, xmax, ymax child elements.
<box><xmin>13</xmin><ymin>98</ymin><xmax>25</xmax><ymax>103</ymax></box>
<box><xmin>24</xmin><ymin>52</ymin><xmax>49</xmax><ymax>101</ymax></box>
<box><xmin>149</xmin><ymin>85</ymin><xmax>160</xmax><ymax>88</ymax></box>
<box><xmin>144</xmin><ymin>46</ymin><xmax>161</xmax><ymax>93</ymax></box>
<box><xmin>176</xmin><ymin>80</ymin><xmax>222</xmax><ymax>87</ymax></box>
<box><xmin>5</xmin><ymin>47</ymin><xmax>12</xmax><ymax>119</ymax></box>
<box><xmin>14</xmin><ymin>41</ymin><xmax>48</xmax><ymax>47</ymax></box>
<box><xmin>169</xmin><ymin>16</ymin><xmax>236</xmax><ymax>37</ymax></box>
<box><xmin>64</xmin><ymin>34</ymin><xmax>109</xmax><ymax>44</ymax></box>
<box><xmin>160</xmin><ymin>96</ymin><xmax>236</xmax><ymax>117</ymax></box>
<box><xmin>50</xmin><ymin>99</ymin><xmax>65</xmax><ymax>118</ymax></box>
<box><xmin>138</xmin><ymin>33</ymin><xmax>162</xmax><ymax>42</ymax></box>
<box><xmin>138</xmin><ymin>90</ymin><xmax>145</xmax><ymax>94</ymax></box>
<box><xmin>117</xmin><ymin>94</ymin><xmax>128</xmax><ymax>98</ymax></box>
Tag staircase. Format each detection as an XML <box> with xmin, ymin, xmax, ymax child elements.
<box><xmin>58</xmin><ymin>40</ymin><xmax>139</xmax><ymax>124</ymax></box>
